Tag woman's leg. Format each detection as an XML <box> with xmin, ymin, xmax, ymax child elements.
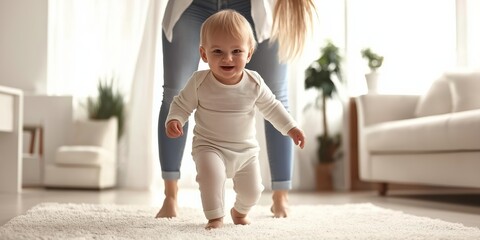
<box><xmin>246</xmin><ymin>40</ymin><xmax>293</xmax><ymax>218</ymax></box>
<box><xmin>157</xmin><ymin>1</ymin><xmax>215</xmax><ymax>218</ymax></box>
<box><xmin>221</xmin><ymin>0</ymin><xmax>293</xmax><ymax>201</ymax></box>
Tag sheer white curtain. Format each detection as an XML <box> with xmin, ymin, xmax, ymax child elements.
<box><xmin>119</xmin><ymin>0</ymin><xmax>163</xmax><ymax>190</ymax></box>
<box><xmin>465</xmin><ymin>0</ymin><xmax>480</xmax><ymax>68</ymax></box>
<box><xmin>48</xmin><ymin>0</ymin><xmax>150</xmax><ymax>99</ymax></box>
<box><xmin>48</xmin><ymin>0</ymin><xmax>167</xmax><ymax>190</ymax></box>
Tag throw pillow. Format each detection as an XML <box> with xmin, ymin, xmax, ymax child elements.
<box><xmin>445</xmin><ymin>70</ymin><xmax>480</xmax><ymax>112</ymax></box>
<box><xmin>414</xmin><ymin>75</ymin><xmax>452</xmax><ymax>117</ymax></box>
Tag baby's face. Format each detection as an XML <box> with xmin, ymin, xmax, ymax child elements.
<box><xmin>200</xmin><ymin>31</ymin><xmax>253</xmax><ymax>85</ymax></box>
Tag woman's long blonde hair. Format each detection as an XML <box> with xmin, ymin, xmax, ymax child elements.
<box><xmin>271</xmin><ymin>0</ymin><xmax>317</xmax><ymax>63</ymax></box>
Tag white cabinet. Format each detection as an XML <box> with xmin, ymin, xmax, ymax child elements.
<box><xmin>0</xmin><ymin>85</ymin><xmax>23</xmax><ymax>193</ymax></box>
<box><xmin>0</xmin><ymin>93</ymin><xmax>14</xmax><ymax>132</ymax></box>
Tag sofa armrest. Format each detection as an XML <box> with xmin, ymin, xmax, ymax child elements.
<box><xmin>355</xmin><ymin>94</ymin><xmax>420</xmax><ymax>127</ymax></box>
<box><xmin>355</xmin><ymin>94</ymin><xmax>419</xmax><ymax>181</ymax></box>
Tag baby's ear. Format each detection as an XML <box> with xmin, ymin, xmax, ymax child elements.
<box><xmin>199</xmin><ymin>46</ymin><xmax>208</xmax><ymax>63</ymax></box>
<box><xmin>247</xmin><ymin>47</ymin><xmax>254</xmax><ymax>62</ymax></box>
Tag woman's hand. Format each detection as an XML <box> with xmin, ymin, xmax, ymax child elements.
<box><xmin>287</xmin><ymin>127</ymin><xmax>306</xmax><ymax>149</ymax></box>
<box><xmin>166</xmin><ymin>120</ymin><xmax>183</xmax><ymax>138</ymax></box>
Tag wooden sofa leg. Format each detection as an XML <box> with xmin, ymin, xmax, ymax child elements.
<box><xmin>378</xmin><ymin>183</ymin><xmax>388</xmax><ymax>196</ymax></box>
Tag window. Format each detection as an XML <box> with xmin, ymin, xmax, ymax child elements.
<box><xmin>345</xmin><ymin>0</ymin><xmax>457</xmax><ymax>95</ymax></box>
<box><xmin>466</xmin><ymin>0</ymin><xmax>480</xmax><ymax>67</ymax></box>
<box><xmin>47</xmin><ymin>0</ymin><xmax>148</xmax><ymax>98</ymax></box>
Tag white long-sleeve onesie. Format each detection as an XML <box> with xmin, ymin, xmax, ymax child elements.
<box><xmin>166</xmin><ymin>69</ymin><xmax>297</xmax><ymax>219</ymax></box>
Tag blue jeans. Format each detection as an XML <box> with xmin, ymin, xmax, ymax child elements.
<box><xmin>158</xmin><ymin>0</ymin><xmax>293</xmax><ymax>190</ymax></box>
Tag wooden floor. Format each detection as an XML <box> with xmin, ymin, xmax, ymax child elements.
<box><xmin>1</xmin><ymin>187</ymin><xmax>480</xmax><ymax>228</ymax></box>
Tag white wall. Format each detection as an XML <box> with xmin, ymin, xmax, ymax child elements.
<box><xmin>0</xmin><ymin>0</ymin><xmax>48</xmax><ymax>94</ymax></box>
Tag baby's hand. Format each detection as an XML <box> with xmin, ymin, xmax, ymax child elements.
<box><xmin>287</xmin><ymin>127</ymin><xmax>305</xmax><ymax>149</ymax></box>
<box><xmin>166</xmin><ymin>120</ymin><xmax>183</xmax><ymax>138</ymax></box>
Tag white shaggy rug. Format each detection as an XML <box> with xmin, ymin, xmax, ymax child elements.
<box><xmin>1</xmin><ymin>203</ymin><xmax>480</xmax><ymax>240</ymax></box>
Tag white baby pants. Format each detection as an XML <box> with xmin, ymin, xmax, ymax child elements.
<box><xmin>193</xmin><ymin>149</ymin><xmax>264</xmax><ymax>220</ymax></box>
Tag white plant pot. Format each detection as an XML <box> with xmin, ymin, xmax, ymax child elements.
<box><xmin>365</xmin><ymin>72</ymin><xmax>379</xmax><ymax>93</ymax></box>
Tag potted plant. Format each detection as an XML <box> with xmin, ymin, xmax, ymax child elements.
<box><xmin>86</xmin><ymin>77</ymin><xmax>125</xmax><ymax>139</ymax></box>
<box><xmin>361</xmin><ymin>48</ymin><xmax>384</xmax><ymax>93</ymax></box>
<box><xmin>305</xmin><ymin>40</ymin><xmax>343</xmax><ymax>191</ymax></box>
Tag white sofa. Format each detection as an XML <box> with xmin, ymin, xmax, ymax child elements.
<box><xmin>44</xmin><ymin>118</ymin><xmax>118</xmax><ymax>189</ymax></box>
<box><xmin>356</xmin><ymin>70</ymin><xmax>480</xmax><ymax>195</ymax></box>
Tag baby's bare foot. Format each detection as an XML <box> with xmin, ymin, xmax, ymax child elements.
<box><xmin>155</xmin><ymin>197</ymin><xmax>178</xmax><ymax>218</ymax></box>
<box><xmin>271</xmin><ymin>190</ymin><xmax>289</xmax><ymax>218</ymax></box>
<box><xmin>230</xmin><ymin>208</ymin><xmax>250</xmax><ymax>225</ymax></box>
<box><xmin>205</xmin><ymin>217</ymin><xmax>224</xmax><ymax>230</ymax></box>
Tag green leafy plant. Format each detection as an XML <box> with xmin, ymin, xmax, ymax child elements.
<box><xmin>87</xmin><ymin>78</ymin><xmax>125</xmax><ymax>139</ymax></box>
<box><xmin>361</xmin><ymin>48</ymin><xmax>384</xmax><ymax>72</ymax></box>
<box><xmin>305</xmin><ymin>40</ymin><xmax>343</xmax><ymax>164</ymax></box>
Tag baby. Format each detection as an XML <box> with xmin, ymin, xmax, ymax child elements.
<box><xmin>165</xmin><ymin>9</ymin><xmax>305</xmax><ymax>229</ymax></box>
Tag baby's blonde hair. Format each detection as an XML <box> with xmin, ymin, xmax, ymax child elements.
<box><xmin>200</xmin><ymin>10</ymin><xmax>257</xmax><ymax>51</ymax></box>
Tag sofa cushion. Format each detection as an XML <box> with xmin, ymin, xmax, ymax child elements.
<box><xmin>414</xmin><ymin>76</ymin><xmax>452</xmax><ymax>117</ymax></box>
<box><xmin>366</xmin><ymin>109</ymin><xmax>480</xmax><ymax>152</ymax></box>
<box><xmin>55</xmin><ymin>146</ymin><xmax>114</xmax><ymax>166</ymax></box>
<box><xmin>445</xmin><ymin>71</ymin><xmax>480</xmax><ymax>112</ymax></box>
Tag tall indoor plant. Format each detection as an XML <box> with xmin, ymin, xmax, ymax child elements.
<box><xmin>305</xmin><ymin>40</ymin><xmax>343</xmax><ymax>190</ymax></box>
<box><xmin>87</xmin><ymin>78</ymin><xmax>125</xmax><ymax>139</ymax></box>
<box><xmin>305</xmin><ymin>40</ymin><xmax>343</xmax><ymax>164</ymax></box>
